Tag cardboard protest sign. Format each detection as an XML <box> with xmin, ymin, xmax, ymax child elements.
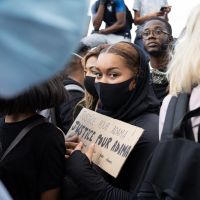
<box><xmin>66</xmin><ymin>108</ymin><xmax>144</xmax><ymax>178</ymax></box>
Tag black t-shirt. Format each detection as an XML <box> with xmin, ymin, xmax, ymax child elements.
<box><xmin>0</xmin><ymin>114</ymin><xmax>66</xmax><ymax>200</ymax></box>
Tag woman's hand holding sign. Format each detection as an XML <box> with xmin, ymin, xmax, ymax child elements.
<box><xmin>65</xmin><ymin>134</ymin><xmax>95</xmax><ymax>163</ymax></box>
<box><xmin>65</xmin><ymin>135</ymin><xmax>80</xmax><ymax>158</ymax></box>
<box><xmin>74</xmin><ymin>142</ymin><xmax>95</xmax><ymax>163</ymax></box>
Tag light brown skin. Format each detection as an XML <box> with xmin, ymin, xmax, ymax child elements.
<box><xmin>133</xmin><ymin>6</ymin><xmax>171</xmax><ymax>25</ymax></box>
<box><xmin>40</xmin><ymin>189</ymin><xmax>61</xmax><ymax>200</ymax></box>
<box><xmin>65</xmin><ymin>135</ymin><xmax>80</xmax><ymax>158</ymax></box>
<box><xmin>85</xmin><ymin>56</ymin><xmax>98</xmax><ymax>77</ymax></box>
<box><xmin>5</xmin><ymin>113</ymin><xmax>36</xmax><ymax>123</ymax></box>
<box><xmin>66</xmin><ymin>140</ymin><xmax>95</xmax><ymax>163</ymax></box>
<box><xmin>95</xmin><ymin>53</ymin><xmax>135</xmax><ymax>86</ymax></box>
<box><xmin>142</xmin><ymin>20</ymin><xmax>173</xmax><ymax>70</ymax></box>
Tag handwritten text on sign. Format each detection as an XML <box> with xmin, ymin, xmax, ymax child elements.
<box><xmin>67</xmin><ymin>108</ymin><xmax>144</xmax><ymax>178</ymax></box>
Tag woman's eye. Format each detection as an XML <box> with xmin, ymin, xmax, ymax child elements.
<box><xmin>109</xmin><ymin>73</ymin><xmax>119</xmax><ymax>78</ymax></box>
<box><xmin>95</xmin><ymin>72</ymin><xmax>102</xmax><ymax>78</ymax></box>
<box><xmin>91</xmin><ymin>70</ymin><xmax>98</xmax><ymax>75</ymax></box>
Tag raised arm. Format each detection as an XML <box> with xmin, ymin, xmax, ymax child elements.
<box><xmin>92</xmin><ymin>0</ymin><xmax>106</xmax><ymax>31</ymax></box>
<box><xmin>133</xmin><ymin>10</ymin><xmax>166</xmax><ymax>25</ymax></box>
<box><xmin>132</xmin><ymin>0</ymin><xmax>171</xmax><ymax>25</ymax></box>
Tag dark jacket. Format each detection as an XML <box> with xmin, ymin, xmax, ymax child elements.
<box><xmin>56</xmin><ymin>78</ymin><xmax>85</xmax><ymax>134</ymax></box>
<box><xmin>65</xmin><ymin>45</ymin><xmax>160</xmax><ymax>200</ymax></box>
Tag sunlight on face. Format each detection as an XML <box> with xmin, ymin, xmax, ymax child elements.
<box><xmin>95</xmin><ymin>53</ymin><xmax>134</xmax><ymax>84</ymax></box>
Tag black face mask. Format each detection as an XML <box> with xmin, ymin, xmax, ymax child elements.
<box><xmin>95</xmin><ymin>78</ymin><xmax>134</xmax><ymax>111</ymax></box>
<box><xmin>84</xmin><ymin>76</ymin><xmax>98</xmax><ymax>98</ymax></box>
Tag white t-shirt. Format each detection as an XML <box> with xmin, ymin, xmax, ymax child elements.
<box><xmin>133</xmin><ymin>0</ymin><xmax>169</xmax><ymax>32</ymax></box>
<box><xmin>133</xmin><ymin>0</ymin><xmax>168</xmax><ymax>17</ymax></box>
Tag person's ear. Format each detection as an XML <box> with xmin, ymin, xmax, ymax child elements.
<box><xmin>129</xmin><ymin>79</ymin><xmax>136</xmax><ymax>91</ymax></box>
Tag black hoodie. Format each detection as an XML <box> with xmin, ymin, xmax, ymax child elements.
<box><xmin>65</xmin><ymin>44</ymin><xmax>159</xmax><ymax>200</ymax></box>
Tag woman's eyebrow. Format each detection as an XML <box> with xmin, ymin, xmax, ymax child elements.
<box><xmin>89</xmin><ymin>66</ymin><xmax>96</xmax><ymax>70</ymax></box>
<box><xmin>107</xmin><ymin>67</ymin><xmax>120</xmax><ymax>71</ymax></box>
<box><xmin>95</xmin><ymin>66</ymin><xmax>119</xmax><ymax>71</ymax></box>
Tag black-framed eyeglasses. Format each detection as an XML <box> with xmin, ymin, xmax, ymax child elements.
<box><xmin>142</xmin><ymin>28</ymin><xmax>170</xmax><ymax>39</ymax></box>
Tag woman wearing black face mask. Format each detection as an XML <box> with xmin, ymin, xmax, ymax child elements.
<box><xmin>65</xmin><ymin>42</ymin><xmax>160</xmax><ymax>200</ymax></box>
<box><xmin>82</xmin><ymin>44</ymin><xmax>109</xmax><ymax>110</ymax></box>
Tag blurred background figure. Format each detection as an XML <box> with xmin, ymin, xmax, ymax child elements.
<box><xmin>47</xmin><ymin>44</ymin><xmax>90</xmax><ymax>134</ymax></box>
<box><xmin>82</xmin><ymin>0</ymin><xmax>133</xmax><ymax>48</ymax></box>
<box><xmin>0</xmin><ymin>0</ymin><xmax>89</xmax><ymax>97</ymax></box>
<box><xmin>0</xmin><ymin>181</ymin><xmax>12</xmax><ymax>200</ymax></box>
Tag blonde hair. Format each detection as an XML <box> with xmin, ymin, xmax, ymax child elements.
<box><xmin>81</xmin><ymin>44</ymin><xmax>109</xmax><ymax>70</ymax></box>
<box><xmin>81</xmin><ymin>44</ymin><xmax>109</xmax><ymax>110</ymax></box>
<box><xmin>167</xmin><ymin>4</ymin><xmax>200</xmax><ymax>96</ymax></box>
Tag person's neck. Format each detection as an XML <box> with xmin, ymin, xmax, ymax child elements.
<box><xmin>5</xmin><ymin>113</ymin><xmax>36</xmax><ymax>123</ymax></box>
<box><xmin>150</xmin><ymin>53</ymin><xmax>170</xmax><ymax>70</ymax></box>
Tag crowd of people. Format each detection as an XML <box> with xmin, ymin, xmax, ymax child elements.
<box><xmin>0</xmin><ymin>0</ymin><xmax>200</xmax><ymax>200</ymax></box>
